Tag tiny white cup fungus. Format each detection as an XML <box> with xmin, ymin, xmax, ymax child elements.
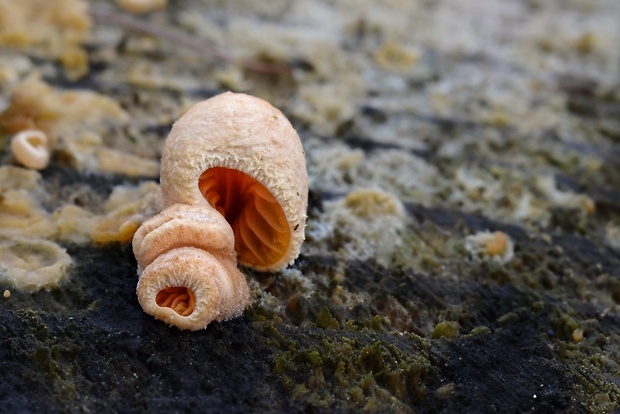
<box><xmin>10</xmin><ymin>129</ymin><xmax>51</xmax><ymax>170</ymax></box>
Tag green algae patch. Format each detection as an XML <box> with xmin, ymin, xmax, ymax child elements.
<box><xmin>315</xmin><ymin>305</ymin><xmax>340</xmax><ymax>329</ymax></box>
<box><xmin>5</xmin><ymin>308</ymin><xmax>82</xmax><ymax>405</ymax></box>
<box><xmin>268</xmin><ymin>325</ymin><xmax>435</xmax><ymax>412</ymax></box>
<box><xmin>431</xmin><ymin>321</ymin><xmax>460</xmax><ymax>339</ymax></box>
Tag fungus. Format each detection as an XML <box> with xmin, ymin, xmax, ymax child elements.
<box><xmin>306</xmin><ymin>188</ymin><xmax>408</xmax><ymax>267</ymax></box>
<box><xmin>116</xmin><ymin>0</ymin><xmax>168</xmax><ymax>14</ymax></box>
<box><xmin>91</xmin><ymin>184</ymin><xmax>159</xmax><ymax>244</ymax></box>
<box><xmin>485</xmin><ymin>231</ymin><xmax>510</xmax><ymax>256</ymax></box>
<box><xmin>0</xmin><ymin>77</ymin><xmax>134</xmax><ymax>173</ymax></box>
<box><xmin>132</xmin><ymin>92</ymin><xmax>307</xmax><ymax>329</ymax></box>
<box><xmin>342</xmin><ymin>188</ymin><xmax>406</xmax><ymax>218</ymax></box>
<box><xmin>0</xmin><ymin>166</ymin><xmax>56</xmax><ymax>239</ymax></box>
<box><xmin>536</xmin><ymin>176</ymin><xmax>595</xmax><ymax>214</ymax></box>
<box><xmin>10</xmin><ymin>129</ymin><xmax>50</xmax><ymax>170</ymax></box>
<box><xmin>464</xmin><ymin>230</ymin><xmax>514</xmax><ymax>264</ymax></box>
<box><xmin>133</xmin><ymin>203</ymin><xmax>250</xmax><ymax>330</ymax></box>
<box><xmin>0</xmin><ymin>238</ymin><xmax>72</xmax><ymax>292</ymax></box>
<box><xmin>160</xmin><ymin>92</ymin><xmax>308</xmax><ymax>271</ymax></box>
<box><xmin>0</xmin><ymin>0</ymin><xmax>91</xmax><ymax>80</ymax></box>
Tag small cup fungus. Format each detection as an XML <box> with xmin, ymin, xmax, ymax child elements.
<box><xmin>10</xmin><ymin>129</ymin><xmax>51</xmax><ymax>170</ymax></box>
<box><xmin>133</xmin><ymin>203</ymin><xmax>250</xmax><ymax>330</ymax></box>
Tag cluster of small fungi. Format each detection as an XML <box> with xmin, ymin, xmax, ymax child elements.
<box><xmin>132</xmin><ymin>92</ymin><xmax>308</xmax><ymax>330</ymax></box>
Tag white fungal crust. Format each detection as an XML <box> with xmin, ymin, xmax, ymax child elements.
<box><xmin>160</xmin><ymin>92</ymin><xmax>308</xmax><ymax>271</ymax></box>
<box><xmin>10</xmin><ymin>129</ymin><xmax>50</xmax><ymax>170</ymax></box>
<box><xmin>0</xmin><ymin>238</ymin><xmax>72</xmax><ymax>292</ymax></box>
<box><xmin>133</xmin><ymin>204</ymin><xmax>250</xmax><ymax>330</ymax></box>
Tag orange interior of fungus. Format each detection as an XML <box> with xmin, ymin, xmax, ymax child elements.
<box><xmin>156</xmin><ymin>287</ymin><xmax>196</xmax><ymax>316</ymax></box>
<box><xmin>198</xmin><ymin>167</ymin><xmax>290</xmax><ymax>268</ymax></box>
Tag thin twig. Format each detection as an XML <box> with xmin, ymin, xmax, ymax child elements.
<box><xmin>90</xmin><ymin>10</ymin><xmax>291</xmax><ymax>75</ymax></box>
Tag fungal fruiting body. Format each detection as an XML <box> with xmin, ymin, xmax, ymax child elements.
<box><xmin>464</xmin><ymin>230</ymin><xmax>514</xmax><ymax>264</ymax></box>
<box><xmin>10</xmin><ymin>129</ymin><xmax>50</xmax><ymax>170</ymax></box>
<box><xmin>160</xmin><ymin>92</ymin><xmax>308</xmax><ymax>271</ymax></box>
<box><xmin>0</xmin><ymin>238</ymin><xmax>72</xmax><ymax>292</ymax></box>
<box><xmin>133</xmin><ymin>92</ymin><xmax>308</xmax><ymax>330</ymax></box>
<box><xmin>116</xmin><ymin>0</ymin><xmax>168</xmax><ymax>14</ymax></box>
<box><xmin>133</xmin><ymin>203</ymin><xmax>250</xmax><ymax>331</ymax></box>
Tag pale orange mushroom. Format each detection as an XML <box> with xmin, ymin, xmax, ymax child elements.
<box><xmin>133</xmin><ymin>203</ymin><xmax>250</xmax><ymax>330</ymax></box>
<box><xmin>132</xmin><ymin>92</ymin><xmax>307</xmax><ymax>330</ymax></box>
<box><xmin>160</xmin><ymin>92</ymin><xmax>308</xmax><ymax>271</ymax></box>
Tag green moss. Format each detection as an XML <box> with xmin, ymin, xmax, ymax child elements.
<box><xmin>349</xmin><ymin>385</ymin><xmax>365</xmax><ymax>403</ymax></box>
<box><xmin>496</xmin><ymin>312</ymin><xmax>518</xmax><ymax>326</ymax></box>
<box><xmin>369</xmin><ymin>314</ymin><xmax>384</xmax><ymax>332</ymax></box>
<box><xmin>315</xmin><ymin>306</ymin><xmax>340</xmax><ymax>329</ymax></box>
<box><xmin>431</xmin><ymin>321</ymin><xmax>460</xmax><ymax>339</ymax></box>
<box><xmin>307</xmin><ymin>349</ymin><xmax>323</xmax><ymax>368</ymax></box>
<box><xmin>7</xmin><ymin>309</ymin><xmax>82</xmax><ymax>403</ymax></box>
<box><xmin>266</xmin><ymin>325</ymin><xmax>434</xmax><ymax>411</ymax></box>
<box><xmin>344</xmin><ymin>319</ymin><xmax>358</xmax><ymax>331</ymax></box>
<box><xmin>469</xmin><ymin>326</ymin><xmax>491</xmax><ymax>336</ymax></box>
